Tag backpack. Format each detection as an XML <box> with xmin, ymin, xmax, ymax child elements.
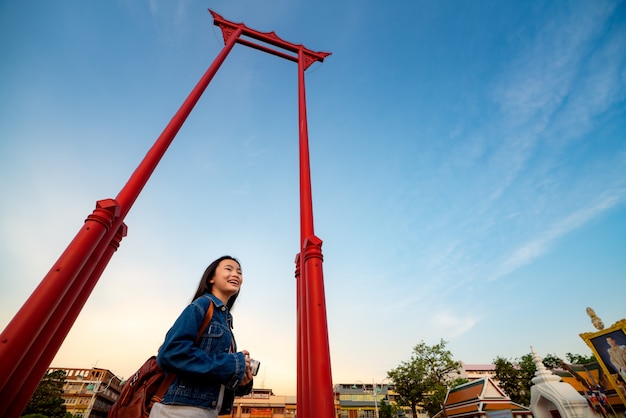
<box><xmin>108</xmin><ymin>301</ymin><xmax>214</xmax><ymax>417</ymax></box>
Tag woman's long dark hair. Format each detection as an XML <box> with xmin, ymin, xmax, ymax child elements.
<box><xmin>192</xmin><ymin>255</ymin><xmax>241</xmax><ymax>309</ymax></box>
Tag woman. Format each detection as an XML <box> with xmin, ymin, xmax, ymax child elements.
<box><xmin>150</xmin><ymin>256</ymin><xmax>254</xmax><ymax>417</ymax></box>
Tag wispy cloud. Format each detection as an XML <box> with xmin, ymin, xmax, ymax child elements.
<box><xmin>494</xmin><ymin>2</ymin><xmax>617</xmax><ymax>122</ymax></box>
<box><xmin>486</xmin><ymin>1</ymin><xmax>620</xmax><ymax>184</ymax></box>
<box><xmin>471</xmin><ymin>1</ymin><xmax>626</xmax><ymax>281</ymax></box>
<box><xmin>432</xmin><ymin>309</ymin><xmax>482</xmax><ymax>338</ymax></box>
<box><xmin>491</xmin><ymin>188</ymin><xmax>626</xmax><ymax>281</ymax></box>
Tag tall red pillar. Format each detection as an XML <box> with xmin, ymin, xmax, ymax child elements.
<box><xmin>296</xmin><ymin>46</ymin><xmax>334</xmax><ymax>417</ymax></box>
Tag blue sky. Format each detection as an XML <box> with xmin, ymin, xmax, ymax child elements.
<box><xmin>1</xmin><ymin>0</ymin><xmax>625</xmax><ymax>396</ymax></box>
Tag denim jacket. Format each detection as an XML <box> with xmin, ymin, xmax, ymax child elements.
<box><xmin>156</xmin><ymin>293</ymin><xmax>252</xmax><ymax>414</ymax></box>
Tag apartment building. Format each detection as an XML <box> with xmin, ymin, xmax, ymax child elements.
<box><xmin>459</xmin><ymin>363</ymin><xmax>497</xmax><ymax>381</ymax></box>
<box><xmin>333</xmin><ymin>382</ymin><xmax>416</xmax><ymax>418</ymax></box>
<box><xmin>47</xmin><ymin>367</ymin><xmax>122</xmax><ymax>417</ymax></box>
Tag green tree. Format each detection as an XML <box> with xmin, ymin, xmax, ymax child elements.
<box><xmin>22</xmin><ymin>370</ymin><xmax>67</xmax><ymax>417</ymax></box>
<box><xmin>494</xmin><ymin>351</ymin><xmax>597</xmax><ymax>407</ymax></box>
<box><xmin>493</xmin><ymin>354</ymin><xmax>536</xmax><ymax>406</ymax></box>
<box><xmin>565</xmin><ymin>352</ymin><xmax>596</xmax><ymax>364</ymax></box>
<box><xmin>450</xmin><ymin>376</ymin><xmax>470</xmax><ymax>389</ymax></box>
<box><xmin>542</xmin><ymin>352</ymin><xmax>596</xmax><ymax>369</ymax></box>
<box><xmin>542</xmin><ymin>353</ymin><xmax>562</xmax><ymax>369</ymax></box>
<box><xmin>379</xmin><ymin>398</ymin><xmax>401</xmax><ymax>418</ymax></box>
<box><xmin>388</xmin><ymin>339</ymin><xmax>461</xmax><ymax>418</ymax></box>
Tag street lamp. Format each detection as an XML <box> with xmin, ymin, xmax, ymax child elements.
<box><xmin>351</xmin><ymin>381</ymin><xmax>385</xmax><ymax>418</ymax></box>
<box><xmin>351</xmin><ymin>380</ymin><xmax>365</xmax><ymax>390</ymax></box>
<box><xmin>86</xmin><ymin>375</ymin><xmax>117</xmax><ymax>393</ymax></box>
<box><xmin>373</xmin><ymin>377</ymin><xmax>391</xmax><ymax>418</ymax></box>
<box><xmin>85</xmin><ymin>375</ymin><xmax>117</xmax><ymax>416</ymax></box>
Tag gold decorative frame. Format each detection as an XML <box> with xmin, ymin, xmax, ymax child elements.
<box><xmin>580</xmin><ymin>319</ymin><xmax>626</xmax><ymax>406</ymax></box>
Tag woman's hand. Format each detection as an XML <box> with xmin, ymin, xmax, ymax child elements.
<box><xmin>240</xmin><ymin>351</ymin><xmax>254</xmax><ymax>386</ymax></box>
<box><xmin>241</xmin><ymin>367</ymin><xmax>254</xmax><ymax>386</ymax></box>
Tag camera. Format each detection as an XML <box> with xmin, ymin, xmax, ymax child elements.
<box><xmin>249</xmin><ymin>358</ymin><xmax>261</xmax><ymax>376</ymax></box>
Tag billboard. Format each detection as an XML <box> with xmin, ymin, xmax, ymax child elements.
<box><xmin>580</xmin><ymin>318</ymin><xmax>626</xmax><ymax>406</ymax></box>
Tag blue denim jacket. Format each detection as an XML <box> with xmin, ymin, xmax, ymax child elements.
<box><xmin>156</xmin><ymin>294</ymin><xmax>252</xmax><ymax>413</ymax></box>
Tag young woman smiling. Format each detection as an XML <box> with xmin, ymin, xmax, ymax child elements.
<box><xmin>150</xmin><ymin>256</ymin><xmax>254</xmax><ymax>418</ymax></box>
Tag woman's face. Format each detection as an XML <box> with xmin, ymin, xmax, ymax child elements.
<box><xmin>210</xmin><ymin>259</ymin><xmax>243</xmax><ymax>303</ymax></box>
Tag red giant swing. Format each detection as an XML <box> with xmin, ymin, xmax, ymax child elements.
<box><xmin>0</xmin><ymin>10</ymin><xmax>333</xmax><ymax>418</ymax></box>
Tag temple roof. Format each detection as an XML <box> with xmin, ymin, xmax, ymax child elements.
<box><xmin>434</xmin><ymin>377</ymin><xmax>532</xmax><ymax>418</ymax></box>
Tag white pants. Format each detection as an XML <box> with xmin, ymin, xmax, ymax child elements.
<box><xmin>149</xmin><ymin>403</ymin><xmax>219</xmax><ymax>418</ymax></box>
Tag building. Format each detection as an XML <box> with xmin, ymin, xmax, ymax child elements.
<box><xmin>460</xmin><ymin>363</ymin><xmax>497</xmax><ymax>381</ymax></box>
<box><xmin>333</xmin><ymin>382</ymin><xmax>415</xmax><ymax>418</ymax></box>
<box><xmin>47</xmin><ymin>367</ymin><xmax>122</xmax><ymax>417</ymax></box>
<box><xmin>433</xmin><ymin>377</ymin><xmax>532</xmax><ymax>418</ymax></box>
<box><xmin>232</xmin><ymin>388</ymin><xmax>297</xmax><ymax>418</ymax></box>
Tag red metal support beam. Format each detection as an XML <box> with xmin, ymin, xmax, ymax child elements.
<box><xmin>295</xmin><ymin>46</ymin><xmax>333</xmax><ymax>417</ymax></box>
<box><xmin>0</xmin><ymin>199</ymin><xmax>120</xmax><ymax>395</ymax></box>
<box><xmin>0</xmin><ymin>23</ymin><xmax>242</xmax><ymax>416</ymax></box>
<box><xmin>3</xmin><ymin>224</ymin><xmax>128</xmax><ymax>416</ymax></box>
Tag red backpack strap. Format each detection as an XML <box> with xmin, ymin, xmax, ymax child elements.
<box><xmin>196</xmin><ymin>301</ymin><xmax>215</xmax><ymax>343</ymax></box>
<box><xmin>152</xmin><ymin>300</ymin><xmax>215</xmax><ymax>402</ymax></box>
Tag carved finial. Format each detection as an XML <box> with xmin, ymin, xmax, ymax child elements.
<box><xmin>531</xmin><ymin>346</ymin><xmax>548</xmax><ymax>374</ymax></box>
<box><xmin>586</xmin><ymin>307</ymin><xmax>604</xmax><ymax>330</ymax></box>
<box><xmin>530</xmin><ymin>346</ymin><xmax>561</xmax><ymax>384</ymax></box>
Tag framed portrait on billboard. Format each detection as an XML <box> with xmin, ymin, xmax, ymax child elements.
<box><xmin>580</xmin><ymin>319</ymin><xmax>626</xmax><ymax>406</ymax></box>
